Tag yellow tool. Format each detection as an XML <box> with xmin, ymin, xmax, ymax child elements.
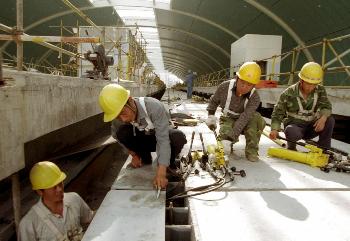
<box><xmin>208</xmin><ymin>127</ymin><xmax>226</xmax><ymax>169</ymax></box>
<box><xmin>268</xmin><ymin>144</ymin><xmax>329</xmax><ymax>167</ymax></box>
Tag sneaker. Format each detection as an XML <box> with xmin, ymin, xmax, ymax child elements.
<box><xmin>246</xmin><ymin>155</ymin><xmax>259</xmax><ymax>162</ymax></box>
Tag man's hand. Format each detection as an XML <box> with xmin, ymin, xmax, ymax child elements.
<box><xmin>153</xmin><ymin>164</ymin><xmax>168</xmax><ymax>189</ymax></box>
<box><xmin>314</xmin><ymin>116</ymin><xmax>327</xmax><ymax>132</ymax></box>
<box><xmin>205</xmin><ymin>115</ymin><xmax>217</xmax><ymax>130</ymax></box>
<box><xmin>269</xmin><ymin>130</ymin><xmax>279</xmax><ymax>140</ymax></box>
<box><xmin>129</xmin><ymin>151</ymin><xmax>142</xmax><ymax>168</ymax></box>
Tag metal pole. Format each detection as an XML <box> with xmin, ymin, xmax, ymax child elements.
<box><xmin>288</xmin><ymin>49</ymin><xmax>296</xmax><ymax>85</ymax></box>
<box><xmin>16</xmin><ymin>0</ymin><xmax>23</xmax><ymax>71</ymax></box>
<box><xmin>326</xmin><ymin>41</ymin><xmax>350</xmax><ymax>77</ymax></box>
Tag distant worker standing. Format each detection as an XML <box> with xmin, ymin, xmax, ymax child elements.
<box><xmin>185</xmin><ymin>70</ymin><xmax>195</xmax><ymax>99</ymax></box>
<box><xmin>98</xmin><ymin>84</ymin><xmax>187</xmax><ymax>189</ymax></box>
<box><xmin>205</xmin><ymin>62</ymin><xmax>266</xmax><ymax>162</ymax></box>
<box><xmin>269</xmin><ymin>62</ymin><xmax>334</xmax><ymax>150</ymax></box>
<box><xmin>19</xmin><ymin>161</ymin><xmax>94</xmax><ymax>241</ymax></box>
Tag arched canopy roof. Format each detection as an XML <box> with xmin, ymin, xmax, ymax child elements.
<box><xmin>1</xmin><ymin>0</ymin><xmax>350</xmax><ymax>82</ymax></box>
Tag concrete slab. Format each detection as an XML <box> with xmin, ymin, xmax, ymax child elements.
<box><xmin>111</xmin><ymin>155</ymin><xmax>158</xmax><ymax>190</ymax></box>
<box><xmin>189</xmin><ymin>190</ymin><xmax>350</xmax><ymax>241</ymax></box>
<box><xmin>184</xmin><ymin>134</ymin><xmax>350</xmax><ymax>190</ymax></box>
<box><xmin>82</xmin><ymin>190</ymin><xmax>165</xmax><ymax>241</ymax></box>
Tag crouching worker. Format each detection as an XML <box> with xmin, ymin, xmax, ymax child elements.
<box><xmin>205</xmin><ymin>62</ymin><xmax>266</xmax><ymax>162</ymax></box>
<box><xmin>98</xmin><ymin>84</ymin><xmax>187</xmax><ymax>189</ymax></box>
<box><xmin>19</xmin><ymin>161</ymin><xmax>94</xmax><ymax>241</ymax></box>
<box><xmin>269</xmin><ymin>62</ymin><xmax>334</xmax><ymax>150</ymax></box>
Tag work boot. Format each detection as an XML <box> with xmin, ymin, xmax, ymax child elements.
<box><xmin>246</xmin><ymin>154</ymin><xmax>260</xmax><ymax>162</ymax></box>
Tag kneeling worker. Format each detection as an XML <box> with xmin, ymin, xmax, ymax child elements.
<box><xmin>269</xmin><ymin>62</ymin><xmax>334</xmax><ymax>150</ymax></box>
<box><xmin>19</xmin><ymin>161</ymin><xmax>94</xmax><ymax>241</ymax></box>
<box><xmin>205</xmin><ymin>62</ymin><xmax>266</xmax><ymax>161</ymax></box>
<box><xmin>99</xmin><ymin>84</ymin><xmax>187</xmax><ymax>189</ymax></box>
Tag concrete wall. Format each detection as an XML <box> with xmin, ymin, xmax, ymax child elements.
<box><xmin>0</xmin><ymin>70</ymin><xmax>159</xmax><ymax>181</ymax></box>
<box><xmin>230</xmin><ymin>34</ymin><xmax>282</xmax><ymax>80</ymax></box>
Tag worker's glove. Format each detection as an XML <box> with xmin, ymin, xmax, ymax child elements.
<box><xmin>205</xmin><ymin>115</ymin><xmax>217</xmax><ymax>130</ymax></box>
<box><xmin>221</xmin><ymin>140</ymin><xmax>232</xmax><ymax>155</ymax></box>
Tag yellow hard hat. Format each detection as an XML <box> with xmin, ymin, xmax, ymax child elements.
<box><xmin>30</xmin><ymin>161</ymin><xmax>66</xmax><ymax>190</ymax></box>
<box><xmin>237</xmin><ymin>62</ymin><xmax>261</xmax><ymax>85</ymax></box>
<box><xmin>298</xmin><ymin>62</ymin><xmax>323</xmax><ymax>84</ymax></box>
<box><xmin>98</xmin><ymin>84</ymin><xmax>130</xmax><ymax>122</ymax></box>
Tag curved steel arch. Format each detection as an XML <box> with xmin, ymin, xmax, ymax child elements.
<box><xmin>163</xmin><ymin>59</ymin><xmax>197</xmax><ymax>73</ymax></box>
<box><xmin>164</xmin><ymin>66</ymin><xmax>186</xmax><ymax>77</ymax></box>
<box><xmin>162</xmin><ymin>56</ymin><xmax>206</xmax><ymax>73</ymax></box>
<box><xmin>130</xmin><ymin>24</ymin><xmax>230</xmax><ymax>59</ymax></box>
<box><xmin>151</xmin><ymin>54</ymin><xmax>206</xmax><ymax>72</ymax></box>
<box><xmin>164</xmin><ymin>64</ymin><xmax>187</xmax><ymax>77</ymax></box>
<box><xmin>159</xmin><ymin>37</ymin><xmax>224</xmax><ymax>68</ymax></box>
<box><xmin>158</xmin><ymin>8</ymin><xmax>239</xmax><ymax>39</ymax></box>
<box><xmin>93</xmin><ymin>1</ymin><xmax>240</xmax><ymax>39</ymax></box>
<box><xmin>244</xmin><ymin>0</ymin><xmax>313</xmax><ymax>61</ymax></box>
<box><xmin>7</xmin><ymin>6</ymin><xmax>232</xmax><ymax>59</ymax></box>
<box><xmin>164</xmin><ymin>61</ymin><xmax>187</xmax><ymax>76</ymax></box>
<box><xmin>160</xmin><ymin>48</ymin><xmax>215</xmax><ymax>71</ymax></box>
<box><xmin>163</xmin><ymin>62</ymin><xmax>196</xmax><ymax>76</ymax></box>
<box><xmin>162</xmin><ymin>55</ymin><xmax>204</xmax><ymax>70</ymax></box>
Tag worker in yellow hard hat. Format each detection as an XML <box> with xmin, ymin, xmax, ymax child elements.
<box><xmin>98</xmin><ymin>84</ymin><xmax>187</xmax><ymax>189</ymax></box>
<box><xmin>19</xmin><ymin>161</ymin><xmax>94</xmax><ymax>241</ymax></box>
<box><xmin>270</xmin><ymin>62</ymin><xmax>334</xmax><ymax>150</ymax></box>
<box><xmin>205</xmin><ymin>61</ymin><xmax>266</xmax><ymax>162</ymax></box>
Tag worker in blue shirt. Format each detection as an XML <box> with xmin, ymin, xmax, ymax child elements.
<box><xmin>185</xmin><ymin>70</ymin><xmax>195</xmax><ymax>99</ymax></box>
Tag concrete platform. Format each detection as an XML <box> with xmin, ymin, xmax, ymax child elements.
<box><xmin>189</xmin><ymin>190</ymin><xmax>350</xmax><ymax>241</ymax></box>
<box><xmin>172</xmin><ymin>99</ymin><xmax>350</xmax><ymax>241</ymax></box>
<box><xmin>111</xmin><ymin>155</ymin><xmax>159</xmax><ymax>190</ymax></box>
<box><xmin>82</xmin><ymin>190</ymin><xmax>165</xmax><ymax>241</ymax></box>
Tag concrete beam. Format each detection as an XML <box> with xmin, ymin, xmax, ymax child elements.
<box><xmin>0</xmin><ymin>71</ymin><xmax>159</xmax><ymax>180</ymax></box>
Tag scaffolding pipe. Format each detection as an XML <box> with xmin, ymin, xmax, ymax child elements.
<box><xmin>0</xmin><ymin>23</ymin><xmax>13</xmax><ymax>33</ymax></box>
<box><xmin>322</xmin><ymin>39</ymin><xmax>326</xmax><ymax>68</ymax></box>
<box><xmin>0</xmin><ymin>23</ymin><xmax>80</xmax><ymax>59</ymax></box>
<box><xmin>16</xmin><ymin>0</ymin><xmax>23</xmax><ymax>71</ymax></box>
<box><xmin>0</xmin><ymin>34</ymin><xmax>100</xmax><ymax>43</ymax></box>
<box><xmin>327</xmin><ymin>41</ymin><xmax>350</xmax><ymax>77</ymax></box>
<box><xmin>288</xmin><ymin>49</ymin><xmax>296</xmax><ymax>85</ymax></box>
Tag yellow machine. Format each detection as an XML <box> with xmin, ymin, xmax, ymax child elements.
<box><xmin>268</xmin><ymin>144</ymin><xmax>329</xmax><ymax>167</ymax></box>
<box><xmin>206</xmin><ymin>142</ymin><xmax>226</xmax><ymax>169</ymax></box>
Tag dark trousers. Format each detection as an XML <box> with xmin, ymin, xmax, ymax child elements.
<box><xmin>284</xmin><ymin>116</ymin><xmax>335</xmax><ymax>150</ymax></box>
<box><xmin>116</xmin><ymin>124</ymin><xmax>187</xmax><ymax>167</ymax></box>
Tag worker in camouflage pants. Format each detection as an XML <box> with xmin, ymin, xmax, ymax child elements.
<box><xmin>270</xmin><ymin>62</ymin><xmax>334</xmax><ymax>150</ymax></box>
<box><xmin>219</xmin><ymin>113</ymin><xmax>266</xmax><ymax>159</ymax></box>
<box><xmin>206</xmin><ymin>62</ymin><xmax>266</xmax><ymax>162</ymax></box>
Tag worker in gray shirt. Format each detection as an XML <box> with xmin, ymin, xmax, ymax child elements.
<box><xmin>205</xmin><ymin>62</ymin><xmax>266</xmax><ymax>161</ymax></box>
<box><xmin>19</xmin><ymin>161</ymin><xmax>94</xmax><ymax>241</ymax></box>
<box><xmin>99</xmin><ymin>84</ymin><xmax>187</xmax><ymax>188</ymax></box>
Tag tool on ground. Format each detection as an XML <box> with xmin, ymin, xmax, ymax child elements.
<box><xmin>267</xmin><ymin>135</ymin><xmax>329</xmax><ymax>167</ymax></box>
<box><xmin>262</xmin><ymin>130</ymin><xmax>286</xmax><ymax>147</ymax></box>
<box><xmin>199</xmin><ymin>133</ymin><xmax>209</xmax><ymax>170</ymax></box>
<box><xmin>230</xmin><ymin>167</ymin><xmax>246</xmax><ymax>177</ymax></box>
<box><xmin>266</xmin><ymin>130</ymin><xmax>350</xmax><ymax>172</ymax></box>
<box><xmin>156</xmin><ymin>187</ymin><xmax>161</xmax><ymax>199</ymax></box>
<box><xmin>209</xmin><ymin>126</ymin><xmax>227</xmax><ymax>170</ymax></box>
<box><xmin>181</xmin><ymin>131</ymin><xmax>196</xmax><ymax>180</ymax></box>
